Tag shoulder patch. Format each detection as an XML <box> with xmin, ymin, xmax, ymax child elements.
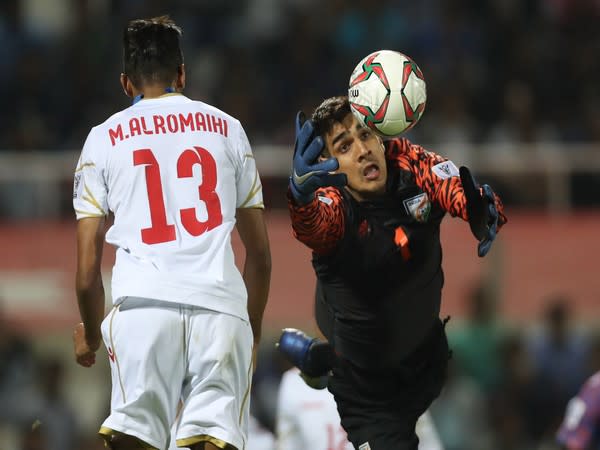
<box><xmin>432</xmin><ymin>160</ymin><xmax>459</xmax><ymax>179</ymax></box>
<box><xmin>317</xmin><ymin>195</ymin><xmax>333</xmax><ymax>205</ymax></box>
<box><xmin>73</xmin><ymin>173</ymin><xmax>83</xmax><ymax>199</ymax></box>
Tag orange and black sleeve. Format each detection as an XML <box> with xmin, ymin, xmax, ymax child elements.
<box><xmin>386</xmin><ymin>138</ymin><xmax>507</xmax><ymax>228</ymax></box>
<box><xmin>287</xmin><ymin>186</ymin><xmax>346</xmax><ymax>255</ymax></box>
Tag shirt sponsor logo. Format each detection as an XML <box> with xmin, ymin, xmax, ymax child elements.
<box><xmin>403</xmin><ymin>193</ymin><xmax>431</xmax><ymax>223</ymax></box>
<box><xmin>432</xmin><ymin>160</ymin><xmax>459</xmax><ymax>179</ymax></box>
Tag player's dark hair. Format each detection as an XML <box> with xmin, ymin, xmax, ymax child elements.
<box><xmin>311</xmin><ymin>96</ymin><xmax>352</xmax><ymax>138</ymax></box>
<box><xmin>123</xmin><ymin>16</ymin><xmax>183</xmax><ymax>89</ymax></box>
<box><xmin>311</xmin><ymin>96</ymin><xmax>352</xmax><ymax>156</ymax></box>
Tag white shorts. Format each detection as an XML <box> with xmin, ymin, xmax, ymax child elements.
<box><xmin>99</xmin><ymin>297</ymin><xmax>254</xmax><ymax>450</ymax></box>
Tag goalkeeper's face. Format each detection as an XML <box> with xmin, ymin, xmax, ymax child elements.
<box><xmin>323</xmin><ymin>113</ymin><xmax>387</xmax><ymax>201</ymax></box>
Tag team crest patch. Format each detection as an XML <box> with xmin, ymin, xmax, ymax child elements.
<box><xmin>432</xmin><ymin>160</ymin><xmax>459</xmax><ymax>179</ymax></box>
<box><xmin>359</xmin><ymin>443</ymin><xmax>371</xmax><ymax>450</ymax></box>
<box><xmin>403</xmin><ymin>193</ymin><xmax>431</xmax><ymax>222</ymax></box>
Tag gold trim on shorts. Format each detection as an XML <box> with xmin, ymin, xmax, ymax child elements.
<box><xmin>108</xmin><ymin>305</ymin><xmax>127</xmax><ymax>402</ymax></box>
<box><xmin>98</xmin><ymin>426</ymin><xmax>158</xmax><ymax>450</ymax></box>
<box><xmin>239</xmin><ymin>355</ymin><xmax>253</xmax><ymax>425</ymax></box>
<box><xmin>177</xmin><ymin>434</ymin><xmax>232</xmax><ymax>449</ymax></box>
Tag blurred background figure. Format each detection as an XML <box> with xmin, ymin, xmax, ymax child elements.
<box><xmin>0</xmin><ymin>300</ymin><xmax>40</xmax><ymax>446</ymax></box>
<box><xmin>0</xmin><ymin>1</ymin><xmax>599</xmax><ymax>449</ymax></box>
<box><xmin>525</xmin><ymin>296</ymin><xmax>591</xmax><ymax>443</ymax></box>
<box><xmin>429</xmin><ymin>351</ymin><xmax>495</xmax><ymax>450</ymax></box>
<box><xmin>488</xmin><ymin>333</ymin><xmax>538</xmax><ymax>450</ymax></box>
<box><xmin>556</xmin><ymin>370</ymin><xmax>600</xmax><ymax>450</ymax></box>
<box><xmin>276</xmin><ymin>367</ymin><xmax>443</xmax><ymax>449</ymax></box>
<box><xmin>429</xmin><ymin>281</ymin><xmax>500</xmax><ymax>449</ymax></box>
<box><xmin>276</xmin><ymin>367</ymin><xmax>354</xmax><ymax>450</ymax></box>
<box><xmin>247</xmin><ymin>414</ymin><xmax>276</xmax><ymax>450</ymax></box>
<box><xmin>448</xmin><ymin>281</ymin><xmax>505</xmax><ymax>396</ymax></box>
<box><xmin>19</xmin><ymin>423</ymin><xmax>46</xmax><ymax>450</ymax></box>
<box><xmin>35</xmin><ymin>357</ymin><xmax>78</xmax><ymax>450</ymax></box>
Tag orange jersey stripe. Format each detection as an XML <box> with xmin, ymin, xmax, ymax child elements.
<box><xmin>386</xmin><ymin>137</ymin><xmax>506</xmax><ymax>228</ymax></box>
<box><xmin>386</xmin><ymin>137</ymin><xmax>469</xmax><ymax>220</ymax></box>
<box><xmin>288</xmin><ymin>186</ymin><xmax>345</xmax><ymax>255</ymax></box>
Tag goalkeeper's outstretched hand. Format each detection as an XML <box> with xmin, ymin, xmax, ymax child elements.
<box><xmin>289</xmin><ymin>112</ymin><xmax>347</xmax><ymax>204</ymax></box>
<box><xmin>460</xmin><ymin>166</ymin><xmax>501</xmax><ymax>257</ymax></box>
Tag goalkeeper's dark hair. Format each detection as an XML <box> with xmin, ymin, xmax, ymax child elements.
<box><xmin>123</xmin><ymin>16</ymin><xmax>183</xmax><ymax>89</ymax></box>
<box><xmin>311</xmin><ymin>96</ymin><xmax>352</xmax><ymax>156</ymax></box>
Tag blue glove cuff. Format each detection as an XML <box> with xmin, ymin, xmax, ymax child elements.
<box><xmin>289</xmin><ymin>176</ymin><xmax>314</xmax><ymax>205</ymax></box>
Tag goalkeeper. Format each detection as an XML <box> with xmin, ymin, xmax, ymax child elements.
<box><xmin>279</xmin><ymin>96</ymin><xmax>506</xmax><ymax>450</ymax></box>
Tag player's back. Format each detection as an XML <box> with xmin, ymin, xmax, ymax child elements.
<box><xmin>74</xmin><ymin>94</ymin><xmax>262</xmax><ymax>319</ymax></box>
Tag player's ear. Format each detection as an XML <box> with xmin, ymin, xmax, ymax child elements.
<box><xmin>120</xmin><ymin>73</ymin><xmax>133</xmax><ymax>98</ymax></box>
<box><xmin>176</xmin><ymin>64</ymin><xmax>186</xmax><ymax>91</ymax></box>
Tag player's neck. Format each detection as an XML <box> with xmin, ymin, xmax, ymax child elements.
<box><xmin>132</xmin><ymin>85</ymin><xmax>178</xmax><ymax>104</ymax></box>
<box><xmin>140</xmin><ymin>85</ymin><xmax>176</xmax><ymax>98</ymax></box>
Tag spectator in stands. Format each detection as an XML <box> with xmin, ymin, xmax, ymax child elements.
<box><xmin>448</xmin><ymin>281</ymin><xmax>505</xmax><ymax>395</ymax></box>
<box><xmin>0</xmin><ymin>2</ymin><xmax>598</xmax><ymax>152</ymax></box>
<box><xmin>36</xmin><ymin>357</ymin><xmax>78</xmax><ymax>450</ymax></box>
<box><xmin>488</xmin><ymin>333</ymin><xmax>537</xmax><ymax>449</ymax></box>
<box><xmin>0</xmin><ymin>300</ymin><xmax>39</xmax><ymax>426</ymax></box>
<box><xmin>429</xmin><ymin>360</ymin><xmax>493</xmax><ymax>450</ymax></box>
<box><xmin>526</xmin><ymin>296</ymin><xmax>590</xmax><ymax>440</ymax></box>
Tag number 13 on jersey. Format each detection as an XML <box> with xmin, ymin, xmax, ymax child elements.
<box><xmin>133</xmin><ymin>146</ymin><xmax>223</xmax><ymax>244</ymax></box>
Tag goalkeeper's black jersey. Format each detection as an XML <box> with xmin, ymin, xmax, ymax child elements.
<box><xmin>288</xmin><ymin>137</ymin><xmax>506</xmax><ymax>369</ymax></box>
<box><xmin>311</xmin><ymin>165</ymin><xmax>445</xmax><ymax>369</ymax></box>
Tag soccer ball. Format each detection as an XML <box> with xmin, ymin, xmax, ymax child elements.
<box><xmin>348</xmin><ymin>50</ymin><xmax>427</xmax><ymax>137</ymax></box>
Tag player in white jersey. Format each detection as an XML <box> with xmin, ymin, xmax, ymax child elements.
<box><xmin>72</xmin><ymin>16</ymin><xmax>271</xmax><ymax>450</ymax></box>
<box><xmin>276</xmin><ymin>368</ymin><xmax>444</xmax><ymax>450</ymax></box>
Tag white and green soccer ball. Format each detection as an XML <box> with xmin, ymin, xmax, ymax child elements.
<box><xmin>348</xmin><ymin>50</ymin><xmax>427</xmax><ymax>137</ymax></box>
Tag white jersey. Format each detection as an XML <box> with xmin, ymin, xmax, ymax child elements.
<box><xmin>247</xmin><ymin>415</ymin><xmax>275</xmax><ymax>450</ymax></box>
<box><xmin>276</xmin><ymin>368</ymin><xmax>353</xmax><ymax>450</ymax></box>
<box><xmin>276</xmin><ymin>368</ymin><xmax>444</xmax><ymax>450</ymax></box>
<box><xmin>73</xmin><ymin>94</ymin><xmax>262</xmax><ymax>320</ymax></box>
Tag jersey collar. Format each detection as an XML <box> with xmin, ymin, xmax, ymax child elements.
<box><xmin>132</xmin><ymin>87</ymin><xmax>177</xmax><ymax>105</ymax></box>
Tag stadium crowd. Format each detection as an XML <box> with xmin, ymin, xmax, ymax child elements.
<box><xmin>0</xmin><ymin>0</ymin><xmax>598</xmax><ymax>153</ymax></box>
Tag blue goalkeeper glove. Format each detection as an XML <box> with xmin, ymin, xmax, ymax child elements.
<box><xmin>277</xmin><ymin>328</ymin><xmax>330</xmax><ymax>390</ymax></box>
<box><xmin>289</xmin><ymin>112</ymin><xmax>347</xmax><ymax>204</ymax></box>
<box><xmin>459</xmin><ymin>166</ymin><xmax>499</xmax><ymax>257</ymax></box>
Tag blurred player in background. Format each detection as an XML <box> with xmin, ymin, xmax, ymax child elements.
<box><xmin>280</xmin><ymin>96</ymin><xmax>506</xmax><ymax>449</ymax></box>
<box><xmin>246</xmin><ymin>415</ymin><xmax>276</xmax><ymax>450</ymax></box>
<box><xmin>72</xmin><ymin>16</ymin><xmax>271</xmax><ymax>450</ymax></box>
<box><xmin>557</xmin><ymin>370</ymin><xmax>600</xmax><ymax>449</ymax></box>
<box><xmin>276</xmin><ymin>367</ymin><xmax>444</xmax><ymax>450</ymax></box>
